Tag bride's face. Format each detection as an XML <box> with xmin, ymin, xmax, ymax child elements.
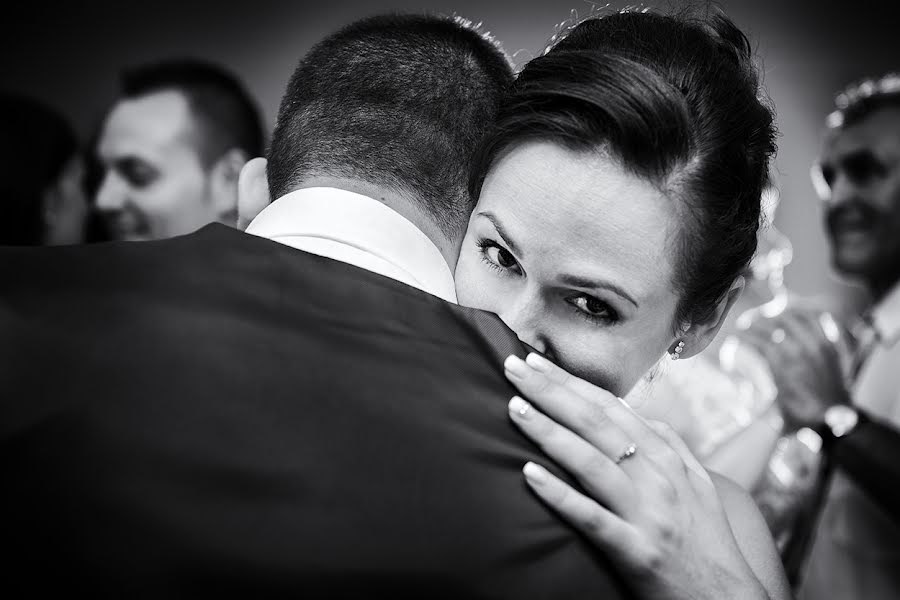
<box><xmin>455</xmin><ymin>140</ymin><xmax>682</xmax><ymax>396</ymax></box>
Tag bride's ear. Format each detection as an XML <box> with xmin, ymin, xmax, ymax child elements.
<box><xmin>237</xmin><ymin>157</ymin><xmax>271</xmax><ymax>231</ymax></box>
<box><xmin>672</xmin><ymin>276</ymin><xmax>745</xmax><ymax>360</ymax></box>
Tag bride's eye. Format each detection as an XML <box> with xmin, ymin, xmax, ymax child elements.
<box><xmin>476</xmin><ymin>238</ymin><xmax>521</xmax><ymax>274</ymax></box>
<box><xmin>568</xmin><ymin>294</ymin><xmax>619</xmax><ymax>325</ymax></box>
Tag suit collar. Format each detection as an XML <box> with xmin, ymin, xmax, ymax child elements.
<box><xmin>245</xmin><ymin>187</ymin><xmax>457</xmax><ymax>303</ymax></box>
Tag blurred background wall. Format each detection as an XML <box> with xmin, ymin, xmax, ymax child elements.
<box><xmin>2</xmin><ymin>0</ymin><xmax>898</xmax><ymax>309</ymax></box>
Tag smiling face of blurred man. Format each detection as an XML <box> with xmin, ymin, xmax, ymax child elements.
<box><xmin>817</xmin><ymin>106</ymin><xmax>900</xmax><ymax>297</ymax></box>
<box><xmin>95</xmin><ymin>90</ymin><xmax>232</xmax><ymax>241</ymax></box>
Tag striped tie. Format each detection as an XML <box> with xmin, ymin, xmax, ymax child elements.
<box><xmin>848</xmin><ymin>313</ymin><xmax>881</xmax><ymax>383</ymax></box>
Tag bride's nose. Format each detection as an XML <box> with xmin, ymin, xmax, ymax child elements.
<box><xmin>497</xmin><ymin>294</ymin><xmax>554</xmax><ymax>360</ymax></box>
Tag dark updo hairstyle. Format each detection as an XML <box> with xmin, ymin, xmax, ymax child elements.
<box><xmin>469</xmin><ymin>7</ymin><xmax>777</xmax><ymax>330</ymax></box>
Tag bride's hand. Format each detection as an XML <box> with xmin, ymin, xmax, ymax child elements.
<box><xmin>503</xmin><ymin>353</ymin><xmax>773</xmax><ymax>600</ymax></box>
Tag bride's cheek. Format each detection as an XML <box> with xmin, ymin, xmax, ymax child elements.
<box><xmin>550</xmin><ymin>333</ymin><xmax>616</xmax><ymax>392</ymax></box>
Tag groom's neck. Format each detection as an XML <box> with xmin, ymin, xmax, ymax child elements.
<box><xmin>293</xmin><ymin>176</ymin><xmax>459</xmax><ymax>271</ymax></box>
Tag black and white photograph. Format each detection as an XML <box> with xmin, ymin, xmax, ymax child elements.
<box><xmin>2</xmin><ymin>1</ymin><xmax>899</xmax><ymax>597</ymax></box>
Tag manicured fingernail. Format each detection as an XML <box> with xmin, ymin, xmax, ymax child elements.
<box><xmin>504</xmin><ymin>355</ymin><xmax>529</xmax><ymax>379</ymax></box>
<box><xmin>525</xmin><ymin>353</ymin><xmax>553</xmax><ymax>372</ymax></box>
<box><xmin>523</xmin><ymin>461</ymin><xmax>548</xmax><ymax>484</ymax></box>
<box><xmin>508</xmin><ymin>396</ymin><xmax>532</xmax><ymax>417</ymax></box>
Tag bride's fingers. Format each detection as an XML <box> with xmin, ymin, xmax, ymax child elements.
<box><xmin>524</xmin><ymin>352</ymin><xmax>615</xmax><ymax>402</ymax></box>
<box><xmin>521</xmin><ymin>460</ymin><xmax>640</xmax><ymax>561</ymax></box>
<box><xmin>508</xmin><ymin>396</ymin><xmax>636</xmax><ymax>515</ymax></box>
<box><xmin>505</xmin><ymin>354</ymin><xmax>680</xmax><ymax>477</ymax></box>
<box><xmin>645</xmin><ymin>420</ymin><xmax>714</xmax><ymax>489</ymax></box>
<box><xmin>505</xmin><ymin>355</ymin><xmax>627</xmax><ymax>453</ymax></box>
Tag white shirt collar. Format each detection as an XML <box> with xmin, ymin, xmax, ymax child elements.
<box><xmin>873</xmin><ymin>280</ymin><xmax>900</xmax><ymax>346</ymax></box>
<box><xmin>245</xmin><ymin>187</ymin><xmax>457</xmax><ymax>303</ymax></box>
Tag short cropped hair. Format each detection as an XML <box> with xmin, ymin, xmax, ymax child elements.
<box><xmin>827</xmin><ymin>73</ymin><xmax>900</xmax><ymax>129</ymax></box>
<box><xmin>120</xmin><ymin>59</ymin><xmax>264</xmax><ymax>165</ymax></box>
<box><xmin>268</xmin><ymin>14</ymin><xmax>514</xmax><ymax>237</ymax></box>
<box><xmin>470</xmin><ymin>8</ymin><xmax>777</xmax><ymax>329</ymax></box>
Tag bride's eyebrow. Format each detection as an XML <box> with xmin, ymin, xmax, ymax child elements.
<box><xmin>476</xmin><ymin>211</ymin><xmax>523</xmax><ymax>257</ymax></box>
<box><xmin>559</xmin><ymin>274</ymin><xmax>639</xmax><ymax>308</ymax></box>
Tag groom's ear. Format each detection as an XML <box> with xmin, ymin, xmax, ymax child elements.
<box><xmin>677</xmin><ymin>276</ymin><xmax>745</xmax><ymax>360</ymax></box>
<box><xmin>237</xmin><ymin>157</ymin><xmax>271</xmax><ymax>231</ymax></box>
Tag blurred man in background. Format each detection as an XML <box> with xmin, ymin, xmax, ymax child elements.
<box><xmin>744</xmin><ymin>73</ymin><xmax>900</xmax><ymax>599</ymax></box>
<box><xmin>95</xmin><ymin>59</ymin><xmax>263</xmax><ymax>241</ymax></box>
<box><xmin>0</xmin><ymin>93</ymin><xmax>91</xmax><ymax>246</ymax></box>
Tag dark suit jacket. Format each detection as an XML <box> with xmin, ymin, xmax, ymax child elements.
<box><xmin>0</xmin><ymin>224</ymin><xmax>630</xmax><ymax>599</ymax></box>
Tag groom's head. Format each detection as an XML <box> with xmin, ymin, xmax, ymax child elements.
<box><xmin>251</xmin><ymin>14</ymin><xmax>512</xmax><ymax>253</ymax></box>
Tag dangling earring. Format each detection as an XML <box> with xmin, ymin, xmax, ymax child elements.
<box><xmin>670</xmin><ymin>340</ymin><xmax>685</xmax><ymax>361</ymax></box>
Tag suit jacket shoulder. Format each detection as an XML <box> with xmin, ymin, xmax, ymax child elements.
<box><xmin>0</xmin><ymin>225</ymin><xmax>630</xmax><ymax>599</ymax></box>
